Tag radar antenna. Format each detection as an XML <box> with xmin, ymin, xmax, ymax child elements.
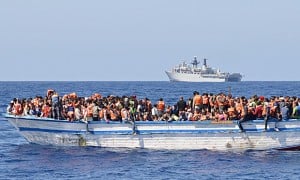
<box><xmin>191</xmin><ymin>56</ymin><xmax>201</xmax><ymax>68</ymax></box>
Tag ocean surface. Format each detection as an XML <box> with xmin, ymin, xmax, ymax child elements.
<box><xmin>0</xmin><ymin>81</ymin><xmax>300</xmax><ymax>179</ymax></box>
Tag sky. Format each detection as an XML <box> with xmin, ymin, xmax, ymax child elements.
<box><xmin>0</xmin><ymin>0</ymin><xmax>299</xmax><ymax>81</ymax></box>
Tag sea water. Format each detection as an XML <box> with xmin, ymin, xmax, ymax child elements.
<box><xmin>0</xmin><ymin>81</ymin><xmax>300</xmax><ymax>179</ymax></box>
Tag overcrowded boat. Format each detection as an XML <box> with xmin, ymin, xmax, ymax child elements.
<box><xmin>3</xmin><ymin>90</ymin><xmax>300</xmax><ymax>151</ymax></box>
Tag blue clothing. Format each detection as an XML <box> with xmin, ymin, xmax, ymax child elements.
<box><xmin>281</xmin><ymin>106</ymin><xmax>290</xmax><ymax>120</ymax></box>
<box><xmin>67</xmin><ymin>105</ymin><xmax>74</xmax><ymax>112</ymax></box>
<box><xmin>295</xmin><ymin>106</ymin><xmax>300</xmax><ymax>116</ymax></box>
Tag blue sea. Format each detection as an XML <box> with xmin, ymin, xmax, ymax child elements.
<box><xmin>1</xmin><ymin>81</ymin><xmax>300</xmax><ymax>179</ymax></box>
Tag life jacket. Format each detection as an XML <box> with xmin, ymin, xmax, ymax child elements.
<box><xmin>194</xmin><ymin>95</ymin><xmax>203</xmax><ymax>106</ymax></box>
<box><xmin>42</xmin><ymin>105</ymin><xmax>51</xmax><ymax>117</ymax></box>
<box><xmin>157</xmin><ymin>101</ymin><xmax>165</xmax><ymax>111</ymax></box>
<box><xmin>14</xmin><ymin>103</ymin><xmax>22</xmax><ymax>115</ymax></box>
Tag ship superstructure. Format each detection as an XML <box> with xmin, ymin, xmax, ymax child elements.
<box><xmin>165</xmin><ymin>57</ymin><xmax>242</xmax><ymax>82</ymax></box>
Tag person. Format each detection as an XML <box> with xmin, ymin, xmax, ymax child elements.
<box><xmin>253</xmin><ymin>101</ymin><xmax>263</xmax><ymax>119</ymax></box>
<box><xmin>66</xmin><ymin>101</ymin><xmax>75</xmax><ymax>121</ymax></box>
<box><xmin>237</xmin><ymin>98</ymin><xmax>251</xmax><ymax>132</ymax></box>
<box><xmin>74</xmin><ymin>104</ymin><xmax>83</xmax><ymax>120</ymax></box>
<box><xmin>151</xmin><ymin>104</ymin><xmax>159</xmax><ymax>121</ymax></box>
<box><xmin>51</xmin><ymin>91</ymin><xmax>61</xmax><ymax>119</ymax></box>
<box><xmin>177</xmin><ymin>96</ymin><xmax>187</xmax><ymax>121</ymax></box>
<box><xmin>41</xmin><ymin>102</ymin><xmax>51</xmax><ymax>118</ymax></box>
<box><xmin>193</xmin><ymin>91</ymin><xmax>203</xmax><ymax>112</ymax></box>
<box><xmin>216</xmin><ymin>93</ymin><xmax>226</xmax><ymax>113</ymax></box>
<box><xmin>281</xmin><ymin>102</ymin><xmax>290</xmax><ymax>120</ymax></box>
<box><xmin>202</xmin><ymin>93</ymin><xmax>210</xmax><ymax>113</ymax></box>
<box><xmin>227</xmin><ymin>105</ymin><xmax>237</xmax><ymax>120</ymax></box>
<box><xmin>157</xmin><ymin>98</ymin><xmax>165</xmax><ymax>118</ymax></box>
<box><xmin>121</xmin><ymin>107</ymin><xmax>130</xmax><ymax>122</ymax></box>
<box><xmin>92</xmin><ymin>101</ymin><xmax>101</xmax><ymax>121</ymax></box>
<box><xmin>129</xmin><ymin>96</ymin><xmax>137</xmax><ymax>121</ymax></box>
<box><xmin>13</xmin><ymin>99</ymin><xmax>23</xmax><ymax>115</ymax></box>
<box><xmin>263</xmin><ymin>100</ymin><xmax>280</xmax><ymax>132</ymax></box>
<box><xmin>292</xmin><ymin>101</ymin><xmax>300</xmax><ymax>118</ymax></box>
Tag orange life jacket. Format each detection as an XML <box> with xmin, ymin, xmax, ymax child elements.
<box><xmin>157</xmin><ymin>101</ymin><xmax>165</xmax><ymax>111</ymax></box>
<box><xmin>42</xmin><ymin>105</ymin><xmax>51</xmax><ymax>117</ymax></box>
<box><xmin>194</xmin><ymin>95</ymin><xmax>203</xmax><ymax>106</ymax></box>
<box><xmin>14</xmin><ymin>103</ymin><xmax>22</xmax><ymax>115</ymax></box>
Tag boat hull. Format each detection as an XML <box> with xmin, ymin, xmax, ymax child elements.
<box><xmin>5</xmin><ymin>114</ymin><xmax>300</xmax><ymax>151</ymax></box>
<box><xmin>165</xmin><ymin>71</ymin><xmax>242</xmax><ymax>82</ymax></box>
<box><xmin>165</xmin><ymin>71</ymin><xmax>226</xmax><ymax>82</ymax></box>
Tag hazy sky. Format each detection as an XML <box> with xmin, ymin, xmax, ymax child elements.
<box><xmin>0</xmin><ymin>0</ymin><xmax>299</xmax><ymax>81</ymax></box>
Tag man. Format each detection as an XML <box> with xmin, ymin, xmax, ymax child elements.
<box><xmin>157</xmin><ymin>98</ymin><xmax>165</xmax><ymax>118</ymax></box>
<box><xmin>192</xmin><ymin>91</ymin><xmax>203</xmax><ymax>112</ymax></box>
<box><xmin>177</xmin><ymin>96</ymin><xmax>187</xmax><ymax>121</ymax></box>
<box><xmin>237</xmin><ymin>99</ymin><xmax>251</xmax><ymax>132</ymax></box>
<box><xmin>51</xmin><ymin>91</ymin><xmax>61</xmax><ymax>119</ymax></box>
<box><xmin>281</xmin><ymin>103</ymin><xmax>290</xmax><ymax>120</ymax></box>
<box><xmin>151</xmin><ymin>104</ymin><xmax>159</xmax><ymax>121</ymax></box>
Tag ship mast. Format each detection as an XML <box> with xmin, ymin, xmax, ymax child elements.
<box><xmin>203</xmin><ymin>58</ymin><xmax>207</xmax><ymax>68</ymax></box>
<box><xmin>191</xmin><ymin>56</ymin><xmax>200</xmax><ymax>68</ymax></box>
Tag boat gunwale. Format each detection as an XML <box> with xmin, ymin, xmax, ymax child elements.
<box><xmin>3</xmin><ymin>113</ymin><xmax>300</xmax><ymax>125</ymax></box>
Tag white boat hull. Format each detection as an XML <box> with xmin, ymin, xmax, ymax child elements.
<box><xmin>5</xmin><ymin>115</ymin><xmax>300</xmax><ymax>151</ymax></box>
<box><xmin>166</xmin><ymin>71</ymin><xmax>226</xmax><ymax>82</ymax></box>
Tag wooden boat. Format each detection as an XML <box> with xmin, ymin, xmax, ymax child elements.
<box><xmin>3</xmin><ymin>113</ymin><xmax>300</xmax><ymax>151</ymax></box>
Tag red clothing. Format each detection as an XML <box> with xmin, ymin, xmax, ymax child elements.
<box><xmin>254</xmin><ymin>105</ymin><xmax>263</xmax><ymax>118</ymax></box>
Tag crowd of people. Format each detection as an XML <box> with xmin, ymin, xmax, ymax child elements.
<box><xmin>7</xmin><ymin>89</ymin><xmax>300</xmax><ymax>125</ymax></box>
